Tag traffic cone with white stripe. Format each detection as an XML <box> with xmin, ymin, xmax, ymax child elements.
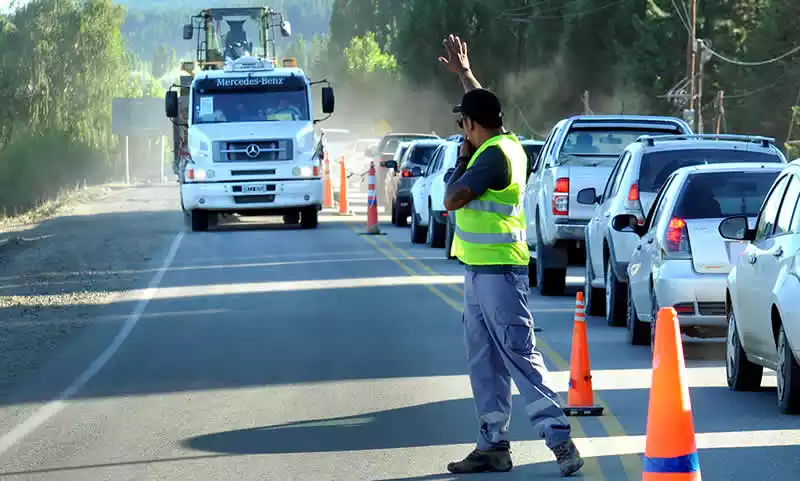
<box><xmin>360</xmin><ymin>161</ymin><xmax>385</xmax><ymax>235</ymax></box>
<box><xmin>642</xmin><ymin>307</ymin><xmax>701</xmax><ymax>480</ymax></box>
<box><xmin>563</xmin><ymin>291</ymin><xmax>604</xmax><ymax>416</ymax></box>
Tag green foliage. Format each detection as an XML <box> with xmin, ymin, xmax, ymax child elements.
<box><xmin>343</xmin><ymin>32</ymin><xmax>397</xmax><ymax>77</ymax></box>
<box><xmin>0</xmin><ymin>0</ymin><xmax>155</xmax><ymax>216</ymax></box>
<box><xmin>325</xmin><ymin>0</ymin><xmax>800</xmax><ymax>141</ymax></box>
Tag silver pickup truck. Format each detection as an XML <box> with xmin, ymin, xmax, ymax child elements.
<box><xmin>523</xmin><ymin>115</ymin><xmax>693</xmax><ymax>296</ymax></box>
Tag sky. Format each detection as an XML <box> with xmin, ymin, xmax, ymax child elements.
<box><xmin>0</xmin><ymin>0</ymin><xmax>29</xmax><ymax>14</ymax></box>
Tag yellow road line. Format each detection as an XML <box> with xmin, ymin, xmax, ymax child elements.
<box><xmin>378</xmin><ymin>236</ymin><xmax>465</xmax><ymax>296</ymax></box>
<box><xmin>355</xmin><ymin>229</ymin><xmax>606</xmax><ymax>480</ymax></box>
<box><xmin>376</xmin><ymin>233</ymin><xmax>643</xmax><ymax>480</ymax></box>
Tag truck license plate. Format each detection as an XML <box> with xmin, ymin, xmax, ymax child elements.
<box><xmin>243</xmin><ymin>184</ymin><xmax>268</xmax><ymax>194</ymax></box>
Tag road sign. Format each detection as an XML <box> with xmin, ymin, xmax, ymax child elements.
<box><xmin>112</xmin><ymin>97</ymin><xmax>171</xmax><ymax>136</ymax></box>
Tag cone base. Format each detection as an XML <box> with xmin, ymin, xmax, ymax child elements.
<box><xmin>337</xmin><ymin>211</ymin><xmax>355</xmax><ymax>216</ymax></box>
<box><xmin>563</xmin><ymin>405</ymin><xmax>604</xmax><ymax>417</ymax></box>
<box><xmin>359</xmin><ymin>225</ymin><xmax>385</xmax><ymax>235</ymax></box>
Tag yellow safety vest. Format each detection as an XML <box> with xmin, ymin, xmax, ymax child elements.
<box><xmin>451</xmin><ymin>133</ymin><xmax>529</xmax><ymax>265</ymax></box>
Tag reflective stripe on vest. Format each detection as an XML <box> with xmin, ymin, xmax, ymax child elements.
<box><xmin>464</xmin><ymin>199</ymin><xmax>522</xmax><ymax>217</ymax></box>
<box><xmin>454</xmin><ymin>225</ymin><xmax>526</xmax><ymax>244</ymax></box>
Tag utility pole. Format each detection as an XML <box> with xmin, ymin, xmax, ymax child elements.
<box><xmin>582</xmin><ymin>90</ymin><xmax>592</xmax><ymax>115</ymax></box>
<box><xmin>714</xmin><ymin>90</ymin><xmax>725</xmax><ymax>134</ymax></box>
<box><xmin>695</xmin><ymin>39</ymin><xmax>713</xmax><ymax>133</ymax></box>
<box><xmin>685</xmin><ymin>0</ymin><xmax>698</xmax><ymax>130</ymax></box>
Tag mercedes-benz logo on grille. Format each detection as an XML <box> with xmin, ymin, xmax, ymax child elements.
<box><xmin>245</xmin><ymin>144</ymin><xmax>261</xmax><ymax>158</ymax></box>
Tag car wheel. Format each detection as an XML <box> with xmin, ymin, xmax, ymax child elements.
<box><xmin>427</xmin><ymin>209</ymin><xmax>446</xmax><ymax>248</ymax></box>
<box><xmin>584</xmin><ymin>248</ymin><xmax>604</xmax><ymax>316</ymax></box>
<box><xmin>777</xmin><ymin>323</ymin><xmax>800</xmax><ymax>414</ymax></box>
<box><xmin>726</xmin><ymin>308</ymin><xmax>763</xmax><ymax>391</ymax></box>
<box><xmin>535</xmin><ymin>228</ymin><xmax>566</xmax><ymax>296</ymax></box>
<box><xmin>444</xmin><ymin>214</ymin><xmax>455</xmax><ymax>259</ymax></box>
<box><xmin>390</xmin><ymin>201</ymin><xmax>398</xmax><ymax>225</ymax></box>
<box><xmin>410</xmin><ymin>201</ymin><xmax>427</xmax><ymax>244</ymax></box>
<box><xmin>605</xmin><ymin>257</ymin><xmax>627</xmax><ymax>327</ymax></box>
<box><xmin>627</xmin><ymin>282</ymin><xmax>649</xmax><ymax>346</ymax></box>
<box><xmin>397</xmin><ymin>200</ymin><xmax>409</xmax><ymax>227</ymax></box>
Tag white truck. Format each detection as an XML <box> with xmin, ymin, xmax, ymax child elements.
<box><xmin>165</xmin><ymin>7</ymin><xmax>335</xmax><ymax>232</ymax></box>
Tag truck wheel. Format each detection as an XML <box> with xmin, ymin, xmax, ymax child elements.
<box><xmin>301</xmin><ymin>207</ymin><xmax>319</xmax><ymax>229</ymax></box>
<box><xmin>535</xmin><ymin>231</ymin><xmax>566</xmax><ymax>296</ymax></box>
<box><xmin>284</xmin><ymin>213</ymin><xmax>300</xmax><ymax>225</ymax></box>
<box><xmin>189</xmin><ymin>210</ymin><xmax>209</xmax><ymax>232</ymax></box>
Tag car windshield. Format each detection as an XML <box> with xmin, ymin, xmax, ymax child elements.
<box><xmin>558</xmin><ymin>128</ymin><xmax>681</xmax><ymax>166</ymax></box>
<box><xmin>638</xmin><ymin>149</ymin><xmax>781</xmax><ymax>193</ymax></box>
<box><xmin>192</xmin><ymin>89</ymin><xmax>310</xmax><ymax>124</ymax></box>
<box><xmin>673</xmin><ymin>171</ymin><xmax>780</xmax><ymax>219</ymax></box>
<box><xmin>523</xmin><ymin>143</ymin><xmax>543</xmax><ymax>160</ymax></box>
<box><xmin>406</xmin><ymin>145</ymin><xmax>439</xmax><ymax>165</ymax></box>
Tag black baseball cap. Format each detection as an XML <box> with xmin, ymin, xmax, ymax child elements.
<box><xmin>453</xmin><ymin>88</ymin><xmax>504</xmax><ymax>128</ymax></box>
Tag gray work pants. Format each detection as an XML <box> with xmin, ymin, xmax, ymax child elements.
<box><xmin>462</xmin><ymin>269</ymin><xmax>571</xmax><ymax>450</ymax></box>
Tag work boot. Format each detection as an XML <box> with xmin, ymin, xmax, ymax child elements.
<box><xmin>446</xmin><ymin>445</ymin><xmax>513</xmax><ymax>474</ymax></box>
<box><xmin>551</xmin><ymin>438</ymin><xmax>584</xmax><ymax>477</ymax></box>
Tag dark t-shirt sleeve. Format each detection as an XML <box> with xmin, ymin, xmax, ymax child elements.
<box><xmin>454</xmin><ymin>146</ymin><xmax>511</xmax><ymax>197</ymax></box>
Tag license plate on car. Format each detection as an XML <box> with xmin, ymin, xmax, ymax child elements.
<box><xmin>243</xmin><ymin>184</ymin><xmax>268</xmax><ymax>194</ymax></box>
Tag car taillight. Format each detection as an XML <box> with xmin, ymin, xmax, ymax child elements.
<box><xmin>401</xmin><ymin>169</ymin><xmax>412</xmax><ymax>178</ymax></box>
<box><xmin>664</xmin><ymin>217</ymin><xmax>691</xmax><ymax>257</ymax></box>
<box><xmin>673</xmin><ymin>302</ymin><xmax>695</xmax><ymax>314</ymax></box>
<box><xmin>626</xmin><ymin>183</ymin><xmax>645</xmax><ymax>225</ymax></box>
<box><xmin>552</xmin><ymin>177</ymin><xmax>569</xmax><ymax>215</ymax></box>
<box><xmin>313</xmin><ymin>165</ymin><xmax>320</xmax><ymax>177</ymax></box>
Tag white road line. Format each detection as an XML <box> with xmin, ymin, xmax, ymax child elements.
<box><xmin>0</xmin><ymin>231</ymin><xmax>185</xmax><ymax>457</ymax></box>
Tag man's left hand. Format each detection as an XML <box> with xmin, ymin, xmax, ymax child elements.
<box><xmin>459</xmin><ymin>140</ymin><xmax>475</xmax><ymax>160</ymax></box>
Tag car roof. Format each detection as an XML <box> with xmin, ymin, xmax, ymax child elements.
<box><xmin>626</xmin><ymin>137</ymin><xmax>786</xmax><ymax>159</ymax></box>
<box><xmin>521</xmin><ymin>139</ymin><xmax>544</xmax><ymax>145</ymax></box>
<box><xmin>384</xmin><ymin>132</ymin><xmax>439</xmax><ymax>138</ymax></box>
<box><xmin>674</xmin><ymin>162</ymin><xmax>786</xmax><ymax>177</ymax></box>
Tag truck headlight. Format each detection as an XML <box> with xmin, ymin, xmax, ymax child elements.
<box><xmin>293</xmin><ymin>166</ymin><xmax>314</xmax><ymax>177</ymax></box>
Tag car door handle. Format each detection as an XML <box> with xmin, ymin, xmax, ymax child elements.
<box><xmin>747</xmin><ymin>253</ymin><xmax>757</xmax><ymax>264</ymax></box>
<box><xmin>773</xmin><ymin>247</ymin><xmax>784</xmax><ymax>257</ymax></box>
<box><xmin>635</xmin><ymin>244</ymin><xmax>642</xmax><ymax>251</ymax></box>
<box><xmin>646</xmin><ymin>237</ymin><xmax>654</xmax><ymax>244</ymax></box>
<box><xmin>604</xmin><ymin>212</ymin><xmax>610</xmax><ymax>218</ymax></box>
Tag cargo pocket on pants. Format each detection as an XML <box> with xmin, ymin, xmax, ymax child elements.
<box><xmin>496</xmin><ymin>272</ymin><xmax>534</xmax><ymax>357</ymax></box>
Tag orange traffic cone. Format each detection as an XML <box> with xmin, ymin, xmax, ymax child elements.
<box><xmin>563</xmin><ymin>291</ymin><xmax>604</xmax><ymax>416</ymax></box>
<box><xmin>323</xmin><ymin>152</ymin><xmax>334</xmax><ymax>209</ymax></box>
<box><xmin>359</xmin><ymin>161</ymin><xmax>385</xmax><ymax>235</ymax></box>
<box><xmin>642</xmin><ymin>307</ymin><xmax>701</xmax><ymax>480</ymax></box>
<box><xmin>338</xmin><ymin>156</ymin><xmax>353</xmax><ymax>216</ymax></box>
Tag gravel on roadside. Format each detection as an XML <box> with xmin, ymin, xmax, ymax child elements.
<box><xmin>0</xmin><ymin>184</ymin><xmax>182</xmax><ymax>399</ymax></box>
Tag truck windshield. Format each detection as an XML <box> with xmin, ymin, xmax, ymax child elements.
<box><xmin>192</xmin><ymin>89</ymin><xmax>310</xmax><ymax>124</ymax></box>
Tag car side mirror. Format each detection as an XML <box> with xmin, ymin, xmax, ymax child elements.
<box><xmin>576</xmin><ymin>187</ymin><xmax>599</xmax><ymax>205</ymax></box>
<box><xmin>165</xmin><ymin>91</ymin><xmax>179</xmax><ymax>118</ymax></box>
<box><xmin>443</xmin><ymin>167</ymin><xmax>456</xmax><ymax>183</ymax></box>
<box><xmin>182</xmin><ymin>24</ymin><xmax>193</xmax><ymax>40</ymax></box>
<box><xmin>321</xmin><ymin>87</ymin><xmax>335</xmax><ymax>114</ymax></box>
<box><xmin>719</xmin><ymin>215</ymin><xmax>755</xmax><ymax>241</ymax></box>
<box><xmin>411</xmin><ymin>166</ymin><xmax>423</xmax><ymax>177</ymax></box>
<box><xmin>611</xmin><ymin>214</ymin><xmax>646</xmax><ymax>236</ymax></box>
<box><xmin>384</xmin><ymin>159</ymin><xmax>398</xmax><ymax>170</ymax></box>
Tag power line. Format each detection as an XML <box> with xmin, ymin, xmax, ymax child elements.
<box><xmin>669</xmin><ymin>0</ymin><xmax>691</xmax><ymax>34</ymax></box>
<box><xmin>700</xmin><ymin>41</ymin><xmax>800</xmax><ymax>67</ymax></box>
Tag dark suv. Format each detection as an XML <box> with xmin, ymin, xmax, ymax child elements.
<box><xmin>385</xmin><ymin>139</ymin><xmax>445</xmax><ymax>226</ymax></box>
<box><xmin>365</xmin><ymin>133</ymin><xmax>440</xmax><ymax>207</ymax></box>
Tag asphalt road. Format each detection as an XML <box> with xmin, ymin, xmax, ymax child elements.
<box><xmin>0</xmin><ymin>187</ymin><xmax>799</xmax><ymax>480</ymax></box>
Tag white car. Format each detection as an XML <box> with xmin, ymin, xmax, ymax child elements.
<box><xmin>580</xmin><ymin>134</ymin><xmax>788</xmax><ymax>325</ymax></box>
<box><xmin>409</xmin><ymin>141</ymin><xmax>458</xmax><ymax>247</ymax></box>
<box><xmin>721</xmin><ymin>159</ymin><xmax>800</xmax><ymax>413</ymax></box>
<box><xmin>611</xmin><ymin>162</ymin><xmax>783</xmax><ymax>348</ymax></box>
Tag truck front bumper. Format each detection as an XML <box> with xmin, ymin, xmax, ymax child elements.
<box><xmin>181</xmin><ymin>179</ymin><xmax>323</xmax><ymax>212</ymax></box>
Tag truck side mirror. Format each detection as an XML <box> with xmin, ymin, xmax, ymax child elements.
<box><xmin>165</xmin><ymin>91</ymin><xmax>179</xmax><ymax>119</ymax></box>
<box><xmin>280</xmin><ymin>21</ymin><xmax>292</xmax><ymax>37</ymax></box>
<box><xmin>321</xmin><ymin>86</ymin><xmax>335</xmax><ymax>114</ymax></box>
<box><xmin>182</xmin><ymin>24</ymin><xmax>193</xmax><ymax>40</ymax></box>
